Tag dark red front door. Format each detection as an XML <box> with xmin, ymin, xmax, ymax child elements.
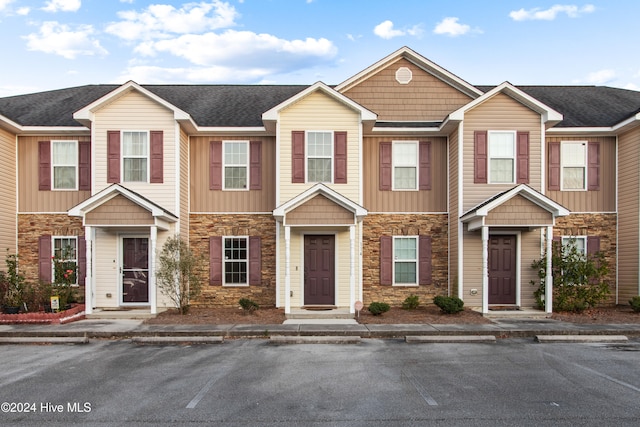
<box><xmin>304</xmin><ymin>235</ymin><xmax>335</xmax><ymax>305</ymax></box>
<box><xmin>488</xmin><ymin>235</ymin><xmax>517</xmax><ymax>305</ymax></box>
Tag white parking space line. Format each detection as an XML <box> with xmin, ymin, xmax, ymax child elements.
<box><xmin>402</xmin><ymin>370</ymin><xmax>438</xmax><ymax>406</ymax></box>
<box><xmin>187</xmin><ymin>374</ymin><xmax>224</xmax><ymax>409</ymax></box>
<box><xmin>572</xmin><ymin>363</ymin><xmax>640</xmax><ymax>393</ymax></box>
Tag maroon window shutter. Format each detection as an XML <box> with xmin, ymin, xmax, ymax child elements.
<box><xmin>107</xmin><ymin>131</ymin><xmax>121</xmax><ymax>183</ymax></box>
<box><xmin>150</xmin><ymin>131</ymin><xmax>163</xmax><ymax>183</ymax></box>
<box><xmin>291</xmin><ymin>131</ymin><xmax>305</xmax><ymax>183</ymax></box>
<box><xmin>587</xmin><ymin>236</ymin><xmax>601</xmax><ymax>283</ymax></box>
<box><xmin>380</xmin><ymin>236</ymin><xmax>393</xmax><ymax>285</ymax></box>
<box><xmin>38</xmin><ymin>141</ymin><xmax>51</xmax><ymax>191</ymax></box>
<box><xmin>209</xmin><ymin>141</ymin><xmax>222</xmax><ymax>190</ymax></box>
<box><xmin>249</xmin><ymin>236</ymin><xmax>262</xmax><ymax>285</ymax></box>
<box><xmin>77</xmin><ymin>237</ymin><xmax>86</xmax><ymax>286</ymax></box>
<box><xmin>379</xmin><ymin>142</ymin><xmax>392</xmax><ymax>191</ymax></box>
<box><xmin>474</xmin><ymin>131</ymin><xmax>487</xmax><ymax>184</ymax></box>
<box><xmin>38</xmin><ymin>235</ymin><xmax>52</xmax><ymax>283</ymax></box>
<box><xmin>249</xmin><ymin>141</ymin><xmax>262</xmax><ymax>190</ymax></box>
<box><xmin>588</xmin><ymin>141</ymin><xmax>600</xmax><ymax>191</ymax></box>
<box><xmin>548</xmin><ymin>141</ymin><xmax>561</xmax><ymax>191</ymax></box>
<box><xmin>209</xmin><ymin>236</ymin><xmax>222</xmax><ymax>285</ymax></box>
<box><xmin>78</xmin><ymin>141</ymin><xmax>91</xmax><ymax>191</ymax></box>
<box><xmin>516</xmin><ymin>131</ymin><xmax>530</xmax><ymax>184</ymax></box>
<box><xmin>334</xmin><ymin>131</ymin><xmax>347</xmax><ymax>184</ymax></box>
<box><xmin>419</xmin><ymin>235</ymin><xmax>432</xmax><ymax>285</ymax></box>
<box><xmin>419</xmin><ymin>141</ymin><xmax>431</xmax><ymax>190</ymax></box>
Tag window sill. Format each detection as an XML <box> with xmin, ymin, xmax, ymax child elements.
<box><xmin>223</xmin><ymin>284</ymin><xmax>249</xmax><ymax>287</ymax></box>
<box><xmin>392</xmin><ymin>283</ymin><xmax>419</xmax><ymax>287</ymax></box>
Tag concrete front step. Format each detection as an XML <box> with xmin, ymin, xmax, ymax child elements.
<box><xmin>86</xmin><ymin>309</ymin><xmax>156</xmax><ymax>320</ymax></box>
<box><xmin>286</xmin><ymin>309</ymin><xmax>354</xmax><ymax>320</ymax></box>
<box><xmin>482</xmin><ymin>309</ymin><xmax>551</xmax><ymax>319</ymax></box>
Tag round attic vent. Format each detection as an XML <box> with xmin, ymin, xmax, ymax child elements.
<box><xmin>395</xmin><ymin>66</ymin><xmax>412</xmax><ymax>84</ymax></box>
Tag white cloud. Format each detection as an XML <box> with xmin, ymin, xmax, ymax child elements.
<box><xmin>572</xmin><ymin>69</ymin><xmax>616</xmax><ymax>85</ymax></box>
<box><xmin>105</xmin><ymin>1</ymin><xmax>239</xmax><ymax>41</ymax></box>
<box><xmin>623</xmin><ymin>83</ymin><xmax>639</xmax><ymax>91</ymax></box>
<box><xmin>23</xmin><ymin>21</ymin><xmax>108</xmax><ymax>59</ymax></box>
<box><xmin>509</xmin><ymin>4</ymin><xmax>595</xmax><ymax>21</ymax></box>
<box><xmin>115</xmin><ymin>64</ymin><xmax>275</xmax><ymax>84</ymax></box>
<box><xmin>0</xmin><ymin>0</ymin><xmax>15</xmax><ymax>12</ymax></box>
<box><xmin>433</xmin><ymin>17</ymin><xmax>472</xmax><ymax>37</ymax></box>
<box><xmin>42</xmin><ymin>0</ymin><xmax>81</xmax><ymax>13</ymax></box>
<box><xmin>16</xmin><ymin>6</ymin><xmax>29</xmax><ymax>15</ymax></box>
<box><xmin>373</xmin><ymin>20</ymin><xmax>423</xmax><ymax>39</ymax></box>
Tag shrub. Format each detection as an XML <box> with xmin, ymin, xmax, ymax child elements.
<box><xmin>630</xmin><ymin>296</ymin><xmax>640</xmax><ymax>313</ymax></box>
<box><xmin>433</xmin><ymin>295</ymin><xmax>464</xmax><ymax>314</ymax></box>
<box><xmin>368</xmin><ymin>302</ymin><xmax>390</xmax><ymax>316</ymax></box>
<box><xmin>239</xmin><ymin>298</ymin><xmax>259</xmax><ymax>313</ymax></box>
<box><xmin>402</xmin><ymin>294</ymin><xmax>420</xmax><ymax>310</ymax></box>
<box><xmin>531</xmin><ymin>239</ymin><xmax>610</xmax><ymax>312</ymax></box>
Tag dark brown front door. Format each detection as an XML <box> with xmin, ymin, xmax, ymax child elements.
<box><xmin>488</xmin><ymin>235</ymin><xmax>517</xmax><ymax>305</ymax></box>
<box><xmin>122</xmin><ymin>237</ymin><xmax>149</xmax><ymax>303</ymax></box>
<box><xmin>304</xmin><ymin>235</ymin><xmax>335</xmax><ymax>305</ymax></box>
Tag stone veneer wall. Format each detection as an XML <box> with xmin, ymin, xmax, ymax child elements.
<box><xmin>554</xmin><ymin>213</ymin><xmax>617</xmax><ymax>303</ymax></box>
<box><xmin>189</xmin><ymin>214</ymin><xmax>276</xmax><ymax>307</ymax></box>
<box><xmin>362</xmin><ymin>214</ymin><xmax>448</xmax><ymax>306</ymax></box>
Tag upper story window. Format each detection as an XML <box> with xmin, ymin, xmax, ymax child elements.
<box><xmin>561</xmin><ymin>141</ymin><xmax>587</xmax><ymax>190</ymax></box>
<box><xmin>307</xmin><ymin>131</ymin><xmax>333</xmax><ymax>183</ymax></box>
<box><xmin>122</xmin><ymin>131</ymin><xmax>148</xmax><ymax>182</ymax></box>
<box><xmin>291</xmin><ymin>131</ymin><xmax>347</xmax><ymax>184</ymax></box>
<box><xmin>393</xmin><ymin>141</ymin><xmax>418</xmax><ymax>190</ymax></box>
<box><xmin>52</xmin><ymin>140</ymin><xmax>78</xmax><ymax>190</ymax></box>
<box><xmin>488</xmin><ymin>131</ymin><xmax>516</xmax><ymax>184</ymax></box>
<box><xmin>223</xmin><ymin>141</ymin><xmax>248</xmax><ymax>190</ymax></box>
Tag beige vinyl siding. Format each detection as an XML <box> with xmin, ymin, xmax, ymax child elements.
<box><xmin>342</xmin><ymin>58</ymin><xmax>473</xmax><ymax>122</ymax></box>
<box><xmin>520</xmin><ymin>231</ymin><xmax>542</xmax><ymax>308</ymax></box>
<box><xmin>179</xmin><ymin>128</ymin><xmax>189</xmax><ymax>237</ymax></box>
<box><xmin>546</xmin><ymin>136</ymin><xmax>616</xmax><ymax>212</ymax></box>
<box><xmin>93</xmin><ymin>90</ymin><xmax>177</xmax><ymax>212</ymax></box>
<box><xmin>463</xmin><ymin>93</ymin><xmax>542</xmax><ymax>211</ymax></box>
<box><xmin>617</xmin><ymin>128</ymin><xmax>640</xmax><ymax>300</ymax></box>
<box><xmin>485</xmin><ymin>195</ymin><xmax>554</xmax><ymax>226</ymax></box>
<box><xmin>190</xmin><ymin>136</ymin><xmax>275</xmax><ymax>212</ymax></box>
<box><xmin>363</xmin><ymin>137</ymin><xmax>447</xmax><ymax>212</ymax></box>
<box><xmin>0</xmin><ymin>128</ymin><xmax>16</xmax><ymax>253</ymax></box>
<box><xmin>85</xmin><ymin>194</ymin><xmax>153</xmax><ymax>226</ymax></box>
<box><xmin>462</xmin><ymin>230</ymin><xmax>482</xmax><ymax>307</ymax></box>
<box><xmin>287</xmin><ymin>195</ymin><xmax>354</xmax><ymax>225</ymax></box>
<box><xmin>279</xmin><ymin>91</ymin><xmax>361</xmax><ymax>204</ymax></box>
<box><xmin>94</xmin><ymin>229</ymin><xmax>118</xmax><ymax>308</ymax></box>
<box><xmin>448</xmin><ymin>128</ymin><xmax>459</xmax><ymax>297</ymax></box>
<box><xmin>18</xmin><ymin>135</ymin><xmax>91</xmax><ymax>212</ymax></box>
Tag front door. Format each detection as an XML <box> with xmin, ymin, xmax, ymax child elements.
<box><xmin>304</xmin><ymin>235</ymin><xmax>335</xmax><ymax>305</ymax></box>
<box><xmin>122</xmin><ymin>237</ymin><xmax>149</xmax><ymax>304</ymax></box>
<box><xmin>488</xmin><ymin>235</ymin><xmax>517</xmax><ymax>305</ymax></box>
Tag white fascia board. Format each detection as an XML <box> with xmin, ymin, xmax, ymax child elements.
<box><xmin>0</xmin><ymin>115</ymin><xmax>23</xmax><ymax>134</ymax></box>
<box><xmin>273</xmin><ymin>183</ymin><xmax>368</xmax><ymax>219</ymax></box>
<box><xmin>193</xmin><ymin>126</ymin><xmax>267</xmax><ymax>135</ymax></box>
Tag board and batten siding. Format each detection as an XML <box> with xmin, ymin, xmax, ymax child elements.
<box><xmin>546</xmin><ymin>136</ymin><xmax>616</xmax><ymax>212</ymax></box>
<box><xmin>189</xmin><ymin>136</ymin><xmax>275</xmax><ymax>213</ymax></box>
<box><xmin>463</xmin><ymin>93</ymin><xmax>542</xmax><ymax>211</ymax></box>
<box><xmin>278</xmin><ymin>91</ymin><xmax>361</xmax><ymax>205</ymax></box>
<box><xmin>179</xmin><ymin>128</ymin><xmax>190</xmax><ymax>237</ymax></box>
<box><xmin>363</xmin><ymin>137</ymin><xmax>447</xmax><ymax>212</ymax></box>
<box><xmin>342</xmin><ymin>57</ymin><xmax>473</xmax><ymax>122</ymax></box>
<box><xmin>0</xmin><ymin>127</ymin><xmax>17</xmax><ymax>252</ymax></box>
<box><xmin>617</xmin><ymin>128</ymin><xmax>640</xmax><ymax>301</ymax></box>
<box><xmin>93</xmin><ymin>90</ymin><xmax>177</xmax><ymax>212</ymax></box>
<box><xmin>18</xmin><ymin>135</ymin><xmax>92</xmax><ymax>212</ymax></box>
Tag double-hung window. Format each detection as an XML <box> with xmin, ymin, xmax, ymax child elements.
<box><xmin>223</xmin><ymin>141</ymin><xmax>248</xmax><ymax>190</ymax></box>
<box><xmin>393</xmin><ymin>141</ymin><xmax>418</xmax><ymax>190</ymax></box>
<box><xmin>52</xmin><ymin>236</ymin><xmax>78</xmax><ymax>285</ymax></box>
<box><xmin>122</xmin><ymin>131</ymin><xmax>148</xmax><ymax>182</ymax></box>
<box><xmin>561</xmin><ymin>141</ymin><xmax>587</xmax><ymax>190</ymax></box>
<box><xmin>394</xmin><ymin>236</ymin><xmax>418</xmax><ymax>285</ymax></box>
<box><xmin>561</xmin><ymin>236</ymin><xmax>587</xmax><ymax>256</ymax></box>
<box><xmin>307</xmin><ymin>131</ymin><xmax>333</xmax><ymax>183</ymax></box>
<box><xmin>488</xmin><ymin>131</ymin><xmax>516</xmax><ymax>184</ymax></box>
<box><xmin>224</xmin><ymin>237</ymin><xmax>248</xmax><ymax>285</ymax></box>
<box><xmin>52</xmin><ymin>140</ymin><xmax>78</xmax><ymax>190</ymax></box>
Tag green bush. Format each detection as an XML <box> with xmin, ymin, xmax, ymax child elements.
<box><xmin>433</xmin><ymin>295</ymin><xmax>464</xmax><ymax>314</ymax></box>
<box><xmin>630</xmin><ymin>296</ymin><xmax>640</xmax><ymax>313</ymax></box>
<box><xmin>402</xmin><ymin>294</ymin><xmax>420</xmax><ymax>310</ymax></box>
<box><xmin>368</xmin><ymin>302</ymin><xmax>390</xmax><ymax>316</ymax></box>
<box><xmin>239</xmin><ymin>298</ymin><xmax>259</xmax><ymax>313</ymax></box>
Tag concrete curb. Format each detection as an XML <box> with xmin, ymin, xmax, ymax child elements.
<box><xmin>131</xmin><ymin>336</ymin><xmax>224</xmax><ymax>345</ymax></box>
<box><xmin>270</xmin><ymin>335</ymin><xmax>362</xmax><ymax>344</ymax></box>
<box><xmin>534</xmin><ymin>335</ymin><xmax>629</xmax><ymax>343</ymax></box>
<box><xmin>406</xmin><ymin>335</ymin><xmax>497</xmax><ymax>343</ymax></box>
<box><xmin>0</xmin><ymin>336</ymin><xmax>89</xmax><ymax>345</ymax></box>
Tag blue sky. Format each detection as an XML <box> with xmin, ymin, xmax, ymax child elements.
<box><xmin>0</xmin><ymin>0</ymin><xmax>638</xmax><ymax>97</ymax></box>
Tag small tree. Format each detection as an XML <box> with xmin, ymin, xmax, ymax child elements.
<box><xmin>531</xmin><ymin>239</ymin><xmax>610</xmax><ymax>312</ymax></box>
<box><xmin>157</xmin><ymin>235</ymin><xmax>204</xmax><ymax>314</ymax></box>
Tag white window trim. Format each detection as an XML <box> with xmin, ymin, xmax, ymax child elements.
<box><xmin>223</xmin><ymin>236</ymin><xmax>249</xmax><ymax>287</ymax></box>
<box><xmin>52</xmin><ymin>236</ymin><xmax>79</xmax><ymax>286</ymax></box>
<box><xmin>487</xmin><ymin>130</ymin><xmax>516</xmax><ymax>184</ymax></box>
<box><xmin>51</xmin><ymin>140</ymin><xmax>78</xmax><ymax>191</ymax></box>
<box><xmin>121</xmin><ymin>130</ymin><xmax>150</xmax><ymax>183</ymax></box>
<box><xmin>391</xmin><ymin>140</ymin><xmax>419</xmax><ymax>191</ymax></box>
<box><xmin>305</xmin><ymin>130</ymin><xmax>334</xmax><ymax>184</ymax></box>
<box><xmin>560</xmin><ymin>141</ymin><xmax>588</xmax><ymax>192</ymax></box>
<box><xmin>222</xmin><ymin>140</ymin><xmax>250</xmax><ymax>191</ymax></box>
<box><xmin>561</xmin><ymin>235</ymin><xmax>587</xmax><ymax>256</ymax></box>
<box><xmin>392</xmin><ymin>236</ymin><xmax>419</xmax><ymax>287</ymax></box>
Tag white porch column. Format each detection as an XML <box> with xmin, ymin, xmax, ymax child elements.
<box><xmin>84</xmin><ymin>226</ymin><xmax>94</xmax><ymax>315</ymax></box>
<box><xmin>545</xmin><ymin>226</ymin><xmax>553</xmax><ymax>314</ymax></box>
<box><xmin>349</xmin><ymin>225</ymin><xmax>356</xmax><ymax>314</ymax></box>
<box><xmin>284</xmin><ymin>226</ymin><xmax>291</xmax><ymax>314</ymax></box>
<box><xmin>149</xmin><ymin>226</ymin><xmax>158</xmax><ymax>315</ymax></box>
<box><xmin>482</xmin><ymin>226</ymin><xmax>489</xmax><ymax>315</ymax></box>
